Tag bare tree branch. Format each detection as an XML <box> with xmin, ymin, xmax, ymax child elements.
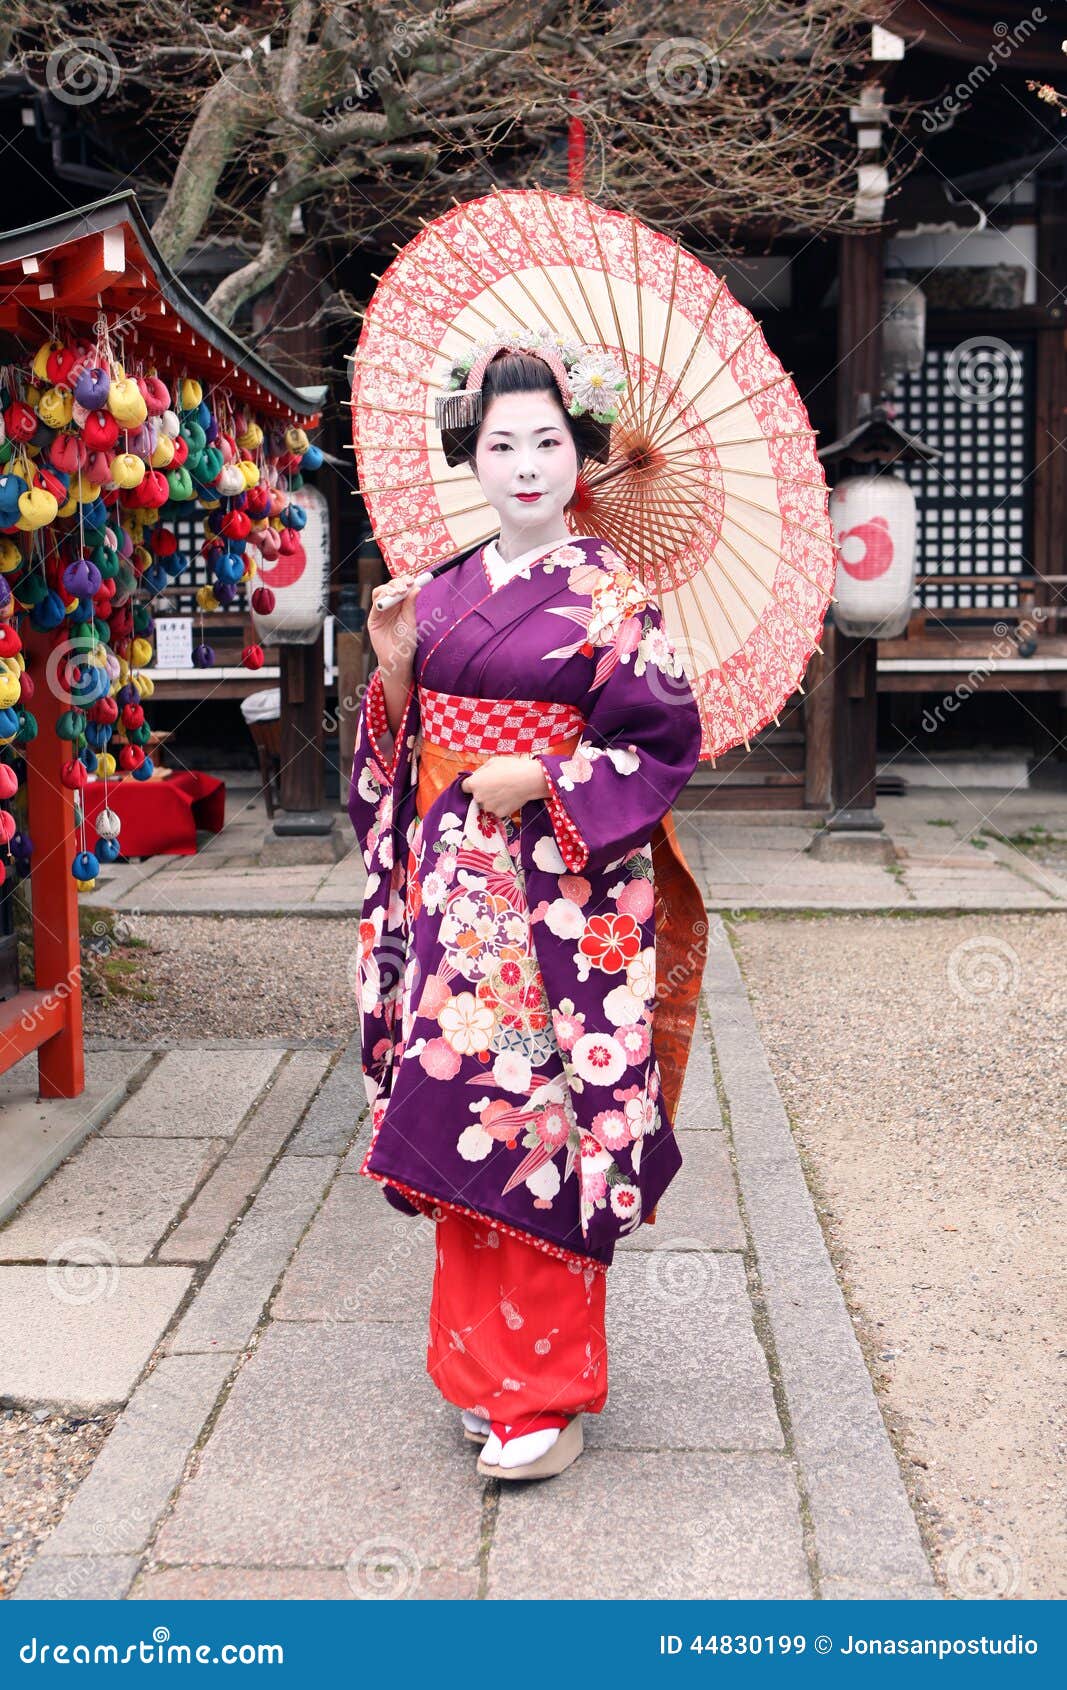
<box><xmin>5</xmin><ymin>0</ymin><xmax>901</xmax><ymax>325</ymax></box>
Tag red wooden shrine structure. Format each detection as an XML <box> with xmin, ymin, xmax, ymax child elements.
<box><xmin>0</xmin><ymin>193</ymin><xmax>322</xmax><ymax>1098</ymax></box>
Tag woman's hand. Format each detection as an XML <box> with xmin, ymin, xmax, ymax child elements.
<box><xmin>461</xmin><ymin>755</ymin><xmax>549</xmax><ymax>818</ymax></box>
<box><xmin>367</xmin><ymin>571</ymin><xmax>429</xmax><ymax>676</ymax></box>
<box><xmin>367</xmin><ymin>572</ymin><xmax>425</xmax><ymax>736</ymax></box>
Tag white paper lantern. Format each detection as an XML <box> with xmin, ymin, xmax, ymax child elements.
<box><xmin>830</xmin><ymin>472</ymin><xmax>917</xmax><ymax>639</ymax></box>
<box><xmin>250</xmin><ymin>483</ymin><xmax>329</xmax><ymax>646</ymax></box>
<box><xmin>882</xmin><ymin>278</ymin><xmax>926</xmax><ymax>380</ymax></box>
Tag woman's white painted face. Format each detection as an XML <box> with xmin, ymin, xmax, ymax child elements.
<box><xmin>473</xmin><ymin>389</ymin><xmax>579</xmax><ymax>532</ymax></box>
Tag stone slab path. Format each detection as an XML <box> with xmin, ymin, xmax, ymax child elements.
<box><xmin>2</xmin><ymin>950</ymin><xmax>939</xmax><ymax>1601</ymax></box>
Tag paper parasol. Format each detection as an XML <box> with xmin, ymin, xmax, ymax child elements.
<box><xmin>349</xmin><ymin>189</ymin><xmax>836</xmax><ymax>759</ymax></box>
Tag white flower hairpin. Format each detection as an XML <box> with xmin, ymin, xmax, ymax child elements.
<box><xmin>435</xmin><ymin>326</ymin><xmax>627</xmax><ymax>432</ymax></box>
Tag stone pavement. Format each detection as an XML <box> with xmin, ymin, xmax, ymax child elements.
<box><xmin>78</xmin><ymin>773</ymin><xmax>1067</xmax><ymax>917</ymax></box>
<box><xmin>1</xmin><ymin>938</ymin><xmax>940</xmax><ymax>1600</ymax></box>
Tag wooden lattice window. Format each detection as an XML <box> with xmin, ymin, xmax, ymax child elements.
<box><xmin>887</xmin><ymin>335</ymin><xmax>1033</xmax><ymax>611</ymax></box>
<box><xmin>166</xmin><ymin>511</ymin><xmax>249</xmax><ymax>609</ymax></box>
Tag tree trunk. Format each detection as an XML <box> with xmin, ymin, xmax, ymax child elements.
<box><xmin>151</xmin><ymin>65</ymin><xmax>260</xmax><ymax>268</ymax></box>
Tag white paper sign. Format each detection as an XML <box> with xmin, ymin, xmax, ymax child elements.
<box><xmin>154</xmin><ymin>617</ymin><xmax>195</xmax><ymax>669</ymax></box>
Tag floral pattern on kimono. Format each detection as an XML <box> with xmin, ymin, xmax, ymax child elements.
<box><xmin>347</xmin><ymin>535</ymin><xmax>703</xmax><ymax>1269</ymax></box>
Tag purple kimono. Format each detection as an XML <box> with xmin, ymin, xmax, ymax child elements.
<box><xmin>347</xmin><ymin>536</ymin><xmax>704</xmax><ymax>1269</ymax></box>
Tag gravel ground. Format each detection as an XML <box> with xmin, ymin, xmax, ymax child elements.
<box><xmin>731</xmin><ymin>911</ymin><xmax>1067</xmax><ymax>1601</ymax></box>
<box><xmin>82</xmin><ymin>915</ymin><xmax>362</xmax><ymax>1043</ymax></box>
<box><xmin>0</xmin><ymin>1409</ymin><xmax>117</xmax><ymax>1597</ymax></box>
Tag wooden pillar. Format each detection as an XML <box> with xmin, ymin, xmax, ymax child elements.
<box><xmin>830</xmin><ymin>228</ymin><xmax>884</xmax><ymax>823</ymax></box>
<box><xmin>256</xmin><ymin>241</ymin><xmax>329</xmax><ymax>822</ymax></box>
<box><xmin>277</xmin><ymin>640</ymin><xmax>326</xmax><ymax>815</ymax></box>
<box><xmin>803</xmin><ymin>637</ymin><xmax>834</xmax><ymax>809</ymax></box>
<box><xmin>831</xmin><ymin>629</ymin><xmax>880</xmax><ymax>811</ymax></box>
<box><xmin>335</xmin><ymin>579</ymin><xmax>369</xmax><ymax>814</ymax></box>
<box><xmin>1</xmin><ymin>625</ymin><xmax>85</xmax><ymax>1096</ymax></box>
<box><xmin>835</xmin><ymin>230</ymin><xmax>884</xmax><ymax>433</ymax></box>
<box><xmin>1032</xmin><ymin>172</ymin><xmax>1067</xmax><ymax>761</ymax></box>
<box><xmin>335</xmin><ymin>625</ymin><xmax>363</xmax><ymax>811</ymax></box>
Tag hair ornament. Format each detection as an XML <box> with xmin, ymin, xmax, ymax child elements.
<box><xmin>433</xmin><ymin>325</ymin><xmax>626</xmax><ymax>434</ymax></box>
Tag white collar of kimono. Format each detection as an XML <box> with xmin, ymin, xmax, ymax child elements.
<box><xmin>482</xmin><ymin>536</ymin><xmax>564</xmax><ymax>576</ymax></box>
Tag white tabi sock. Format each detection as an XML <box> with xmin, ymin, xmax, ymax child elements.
<box><xmin>496</xmin><ymin>1425</ymin><xmax>562</xmax><ymax>1468</ymax></box>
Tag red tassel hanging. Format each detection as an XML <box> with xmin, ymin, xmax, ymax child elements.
<box><xmin>567</xmin><ymin>89</ymin><xmax>586</xmax><ymax>196</ymax></box>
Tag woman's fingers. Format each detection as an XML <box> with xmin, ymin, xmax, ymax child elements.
<box><xmin>372</xmin><ymin>569</ymin><xmax>431</xmax><ymax>611</ymax></box>
<box><xmin>371</xmin><ymin>579</ymin><xmax>405</xmax><ymax>611</ymax></box>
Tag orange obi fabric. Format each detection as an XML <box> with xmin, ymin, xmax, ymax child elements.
<box><xmin>415</xmin><ymin>687</ymin><xmax>585</xmax><ymax>823</ymax></box>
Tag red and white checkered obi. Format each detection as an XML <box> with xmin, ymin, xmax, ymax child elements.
<box><xmin>415</xmin><ymin>686</ymin><xmax>589</xmax><ymax>869</ymax></box>
<box><xmin>417</xmin><ymin>687</ymin><xmax>585</xmax><ymax>755</ymax></box>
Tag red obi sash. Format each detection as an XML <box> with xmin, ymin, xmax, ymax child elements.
<box><xmin>415</xmin><ymin>687</ymin><xmax>585</xmax><ymax>825</ymax></box>
<box><xmin>417</xmin><ymin>686</ymin><xmax>585</xmax><ymax>754</ymax></box>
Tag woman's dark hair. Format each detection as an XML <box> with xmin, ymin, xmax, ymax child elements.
<box><xmin>438</xmin><ymin>351</ymin><xmax>613</xmax><ymax>471</ymax></box>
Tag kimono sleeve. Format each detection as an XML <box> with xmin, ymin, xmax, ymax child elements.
<box><xmin>346</xmin><ymin>664</ymin><xmax>417</xmax><ymax>863</ymax></box>
<box><xmin>345</xmin><ymin>663</ymin><xmax>419</xmax><ymax>1116</ymax></box>
<box><xmin>533</xmin><ymin>581</ymin><xmax>702</xmax><ymax>876</ymax></box>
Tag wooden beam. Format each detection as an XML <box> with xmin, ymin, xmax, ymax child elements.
<box><xmin>49</xmin><ymin>225</ymin><xmax>127</xmax><ymax>309</ymax></box>
<box><xmin>0</xmin><ymin>302</ymin><xmax>43</xmax><ymax>335</ymax></box>
<box><xmin>0</xmin><ymin>990</ymin><xmax>69</xmax><ymax>1073</ymax></box>
<box><xmin>877</xmin><ymin>670</ymin><xmax>1067</xmax><ymax>694</ymax></box>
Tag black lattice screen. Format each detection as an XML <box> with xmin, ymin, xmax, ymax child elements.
<box><xmin>887</xmin><ymin>335</ymin><xmax>1033</xmax><ymax>610</ymax></box>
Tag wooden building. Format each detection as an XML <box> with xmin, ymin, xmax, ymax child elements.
<box><xmin>701</xmin><ymin>1</ymin><xmax>1067</xmax><ymax>812</ymax></box>
<box><xmin>0</xmin><ymin>194</ymin><xmax>323</xmax><ymax>1099</ymax></box>
<box><xmin>3</xmin><ymin>7</ymin><xmax>1064</xmax><ymax>824</ymax></box>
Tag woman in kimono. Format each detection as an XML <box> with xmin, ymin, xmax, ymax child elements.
<box><xmin>348</xmin><ymin>329</ymin><xmax>707</xmax><ymax>1481</ymax></box>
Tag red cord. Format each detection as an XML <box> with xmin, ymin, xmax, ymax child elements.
<box><xmin>490</xmin><ymin>1411</ymin><xmax>571</xmax><ymax>1446</ymax></box>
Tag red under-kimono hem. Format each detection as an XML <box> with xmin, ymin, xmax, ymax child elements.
<box><xmin>426</xmin><ymin>1204</ymin><xmax>609</xmax><ymax>1421</ymax></box>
